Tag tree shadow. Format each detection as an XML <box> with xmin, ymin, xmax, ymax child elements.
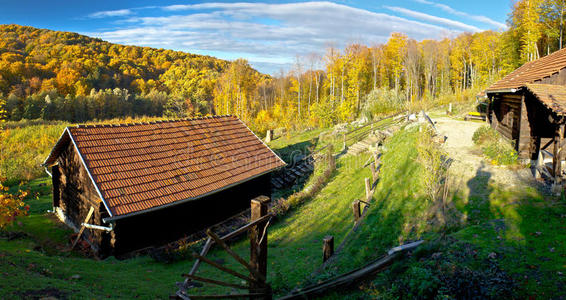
<box><xmin>464</xmin><ymin>162</ymin><xmax>496</xmax><ymax>224</ymax></box>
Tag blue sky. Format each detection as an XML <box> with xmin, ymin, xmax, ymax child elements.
<box><xmin>0</xmin><ymin>0</ymin><xmax>513</xmax><ymax>74</ymax></box>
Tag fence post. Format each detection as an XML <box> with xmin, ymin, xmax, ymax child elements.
<box><xmin>352</xmin><ymin>200</ymin><xmax>361</xmax><ymax>222</ymax></box>
<box><xmin>373</xmin><ymin>152</ymin><xmax>380</xmax><ymax>166</ymax></box>
<box><xmin>323</xmin><ymin>236</ymin><xmax>334</xmax><ymax>263</ymax></box>
<box><xmin>265</xmin><ymin>130</ymin><xmax>272</xmax><ymax>143</ymax></box>
<box><xmin>328</xmin><ymin>144</ymin><xmax>336</xmax><ymax>170</ymax></box>
<box><xmin>365</xmin><ymin>177</ymin><xmax>371</xmax><ymax>200</ymax></box>
<box><xmin>370</xmin><ymin>162</ymin><xmax>376</xmax><ymax>182</ymax></box>
<box><xmin>250</xmin><ymin>195</ymin><xmax>271</xmax><ymax>298</ymax></box>
<box><xmin>343</xmin><ymin>133</ymin><xmax>346</xmax><ymax>151</ymax></box>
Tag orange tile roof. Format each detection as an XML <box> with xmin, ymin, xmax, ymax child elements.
<box><xmin>487</xmin><ymin>47</ymin><xmax>566</xmax><ymax>92</ymax></box>
<box><xmin>44</xmin><ymin>116</ymin><xmax>286</xmax><ymax>218</ymax></box>
<box><xmin>525</xmin><ymin>84</ymin><xmax>566</xmax><ymax>116</ymax></box>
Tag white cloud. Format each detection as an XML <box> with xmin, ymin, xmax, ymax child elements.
<box><xmin>414</xmin><ymin>0</ymin><xmax>507</xmax><ymax>29</ymax></box>
<box><xmin>85</xmin><ymin>1</ymin><xmax>463</xmax><ymax>74</ymax></box>
<box><xmin>88</xmin><ymin>9</ymin><xmax>133</xmax><ymax>19</ymax></box>
<box><xmin>385</xmin><ymin>6</ymin><xmax>481</xmax><ymax>32</ymax></box>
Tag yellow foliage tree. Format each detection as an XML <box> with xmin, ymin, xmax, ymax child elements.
<box><xmin>0</xmin><ymin>180</ymin><xmax>29</xmax><ymax>228</ymax></box>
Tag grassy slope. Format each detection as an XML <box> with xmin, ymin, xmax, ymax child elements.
<box><xmin>312</xmin><ymin>125</ymin><xmax>566</xmax><ymax>299</ymax></box>
<box><xmin>2</xmin><ymin>123</ymin><xmax>565</xmax><ymax>299</ymax></box>
<box><xmin>0</xmin><ymin>128</ymin><xmax>373</xmax><ymax>298</ymax></box>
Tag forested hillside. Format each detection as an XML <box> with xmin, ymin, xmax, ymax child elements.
<box><xmin>1</xmin><ymin>0</ymin><xmax>565</xmax><ymax>131</ymax></box>
<box><xmin>0</xmin><ymin>24</ymin><xmax>235</xmax><ymax>121</ymax></box>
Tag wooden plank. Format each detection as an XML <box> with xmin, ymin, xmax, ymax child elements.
<box><xmin>182</xmin><ymin>274</ymin><xmax>250</xmax><ymax>290</ymax></box>
<box><xmin>184</xmin><ymin>293</ymin><xmax>268</xmax><ymax>299</ymax></box>
<box><xmin>192</xmin><ymin>253</ymin><xmax>259</xmax><ymax>284</ymax></box>
<box><xmin>182</xmin><ymin>237</ymin><xmax>213</xmax><ymax>287</ymax></box>
<box><xmin>71</xmin><ymin>206</ymin><xmax>94</xmax><ymax>249</ymax></box>
<box><xmin>554</xmin><ymin>124</ymin><xmax>565</xmax><ymax>183</ymax></box>
<box><xmin>365</xmin><ymin>178</ymin><xmax>371</xmax><ymax>200</ymax></box>
<box><xmin>369</xmin><ymin>162</ymin><xmax>376</xmax><ymax>182</ymax></box>
<box><xmin>206</xmin><ymin>229</ymin><xmax>267</xmax><ymax>284</ymax></box>
<box><xmin>279</xmin><ymin>241</ymin><xmax>424</xmax><ymax>300</ymax></box>
<box><xmin>221</xmin><ymin>214</ymin><xmax>272</xmax><ymax>242</ymax></box>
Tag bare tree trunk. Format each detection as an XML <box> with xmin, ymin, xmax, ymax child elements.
<box><xmin>561</xmin><ymin>0</ymin><xmax>565</xmax><ymax>49</ymax></box>
<box><xmin>341</xmin><ymin>67</ymin><xmax>344</xmax><ymax>103</ymax></box>
<box><xmin>297</xmin><ymin>74</ymin><xmax>301</xmax><ymax>118</ymax></box>
<box><xmin>315</xmin><ymin>72</ymin><xmax>319</xmax><ymax>104</ymax></box>
<box><xmin>308</xmin><ymin>73</ymin><xmax>312</xmax><ymax>114</ymax></box>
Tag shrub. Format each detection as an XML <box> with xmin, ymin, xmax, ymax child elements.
<box><xmin>0</xmin><ymin>179</ymin><xmax>29</xmax><ymax>228</ymax></box>
<box><xmin>361</xmin><ymin>88</ymin><xmax>407</xmax><ymax>120</ymax></box>
<box><xmin>416</xmin><ymin>125</ymin><xmax>448</xmax><ymax>202</ymax></box>
<box><xmin>472</xmin><ymin>126</ymin><xmax>518</xmax><ymax>165</ymax></box>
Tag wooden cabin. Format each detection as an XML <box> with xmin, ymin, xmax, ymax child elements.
<box><xmin>43</xmin><ymin>115</ymin><xmax>286</xmax><ymax>256</ymax></box>
<box><xmin>487</xmin><ymin>47</ymin><xmax>566</xmax><ymax>185</ymax></box>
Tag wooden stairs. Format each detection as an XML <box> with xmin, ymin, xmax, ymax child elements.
<box><xmin>346</xmin><ymin>133</ymin><xmax>383</xmax><ymax>156</ymax></box>
<box><xmin>271</xmin><ymin>156</ymin><xmax>315</xmax><ymax>189</ymax></box>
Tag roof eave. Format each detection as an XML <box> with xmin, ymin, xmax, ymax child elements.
<box><xmin>486</xmin><ymin>88</ymin><xmax>519</xmax><ymax>94</ymax></box>
<box><xmin>42</xmin><ymin>128</ymin><xmax>71</xmax><ymax>167</ymax></box>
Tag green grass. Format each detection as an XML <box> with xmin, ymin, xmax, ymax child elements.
<box><xmin>310</xmin><ymin>125</ymin><xmax>566</xmax><ymax>299</ymax></box>
<box><xmin>472</xmin><ymin>125</ymin><xmax>518</xmax><ymax>165</ymax></box>
<box><xmin>0</xmin><ymin>129</ymin><xmax>374</xmax><ymax>298</ymax></box>
<box><xmin>2</xmin><ymin>124</ymin><xmax>565</xmax><ymax>299</ymax></box>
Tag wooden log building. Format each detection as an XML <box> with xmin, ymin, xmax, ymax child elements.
<box><xmin>42</xmin><ymin>115</ymin><xmax>286</xmax><ymax>256</ymax></box>
<box><xmin>487</xmin><ymin>47</ymin><xmax>566</xmax><ymax>185</ymax></box>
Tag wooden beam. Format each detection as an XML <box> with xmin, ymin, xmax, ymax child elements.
<box><xmin>206</xmin><ymin>229</ymin><xmax>267</xmax><ymax>284</ymax></box>
<box><xmin>221</xmin><ymin>214</ymin><xmax>273</xmax><ymax>242</ymax></box>
<box><xmin>192</xmin><ymin>253</ymin><xmax>259</xmax><ymax>284</ymax></box>
<box><xmin>369</xmin><ymin>162</ymin><xmax>376</xmax><ymax>182</ymax></box>
<box><xmin>71</xmin><ymin>206</ymin><xmax>95</xmax><ymax>250</ymax></box>
<box><xmin>542</xmin><ymin>138</ymin><xmax>554</xmax><ymax>151</ymax></box>
<box><xmin>184</xmin><ymin>293</ymin><xmax>269</xmax><ymax>299</ymax></box>
<box><xmin>182</xmin><ymin>274</ymin><xmax>250</xmax><ymax>290</ymax></box>
<box><xmin>365</xmin><ymin>178</ymin><xmax>371</xmax><ymax>200</ymax></box>
<box><xmin>249</xmin><ymin>196</ymin><xmax>271</xmax><ymax>298</ymax></box>
<box><xmin>553</xmin><ymin>124</ymin><xmax>565</xmax><ymax>182</ymax></box>
<box><xmin>182</xmin><ymin>237</ymin><xmax>214</xmax><ymax>287</ymax></box>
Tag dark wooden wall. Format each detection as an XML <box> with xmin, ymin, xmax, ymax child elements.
<box><xmin>112</xmin><ymin>173</ymin><xmax>272</xmax><ymax>255</ymax></box>
<box><xmin>490</xmin><ymin>93</ymin><xmax>521</xmax><ymax>141</ymax></box>
<box><xmin>523</xmin><ymin>92</ymin><xmax>558</xmax><ymax>159</ymax></box>
<box><xmin>490</xmin><ymin>90</ymin><xmax>560</xmax><ymax>159</ymax></box>
<box><xmin>534</xmin><ymin>68</ymin><xmax>566</xmax><ymax>85</ymax></box>
<box><xmin>55</xmin><ymin>142</ymin><xmax>113</xmax><ymax>254</ymax></box>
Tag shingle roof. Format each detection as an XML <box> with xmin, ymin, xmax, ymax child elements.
<box><xmin>525</xmin><ymin>84</ymin><xmax>566</xmax><ymax>116</ymax></box>
<box><xmin>487</xmin><ymin>47</ymin><xmax>566</xmax><ymax>92</ymax></box>
<box><xmin>44</xmin><ymin>116</ymin><xmax>286</xmax><ymax>218</ymax></box>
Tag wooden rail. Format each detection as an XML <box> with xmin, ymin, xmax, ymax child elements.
<box><xmin>301</xmin><ymin>112</ymin><xmax>406</xmax><ymax>162</ymax></box>
<box><xmin>278</xmin><ymin>241</ymin><xmax>424</xmax><ymax>300</ymax></box>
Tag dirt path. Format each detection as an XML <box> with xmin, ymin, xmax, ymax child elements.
<box><xmin>434</xmin><ymin>117</ymin><xmax>535</xmax><ymax>195</ymax></box>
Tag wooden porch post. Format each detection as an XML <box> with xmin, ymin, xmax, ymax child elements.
<box><xmin>249</xmin><ymin>196</ymin><xmax>271</xmax><ymax>299</ymax></box>
<box><xmin>517</xmin><ymin>93</ymin><xmax>533</xmax><ymax>159</ymax></box>
<box><xmin>553</xmin><ymin>124</ymin><xmax>565</xmax><ymax>187</ymax></box>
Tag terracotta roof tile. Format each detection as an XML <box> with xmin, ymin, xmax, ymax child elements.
<box><xmin>525</xmin><ymin>84</ymin><xmax>566</xmax><ymax>116</ymax></box>
<box><xmin>487</xmin><ymin>48</ymin><xmax>566</xmax><ymax>91</ymax></box>
<box><xmin>44</xmin><ymin>115</ymin><xmax>285</xmax><ymax>217</ymax></box>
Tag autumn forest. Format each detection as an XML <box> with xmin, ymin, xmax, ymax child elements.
<box><xmin>0</xmin><ymin>0</ymin><xmax>564</xmax><ymax>134</ymax></box>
